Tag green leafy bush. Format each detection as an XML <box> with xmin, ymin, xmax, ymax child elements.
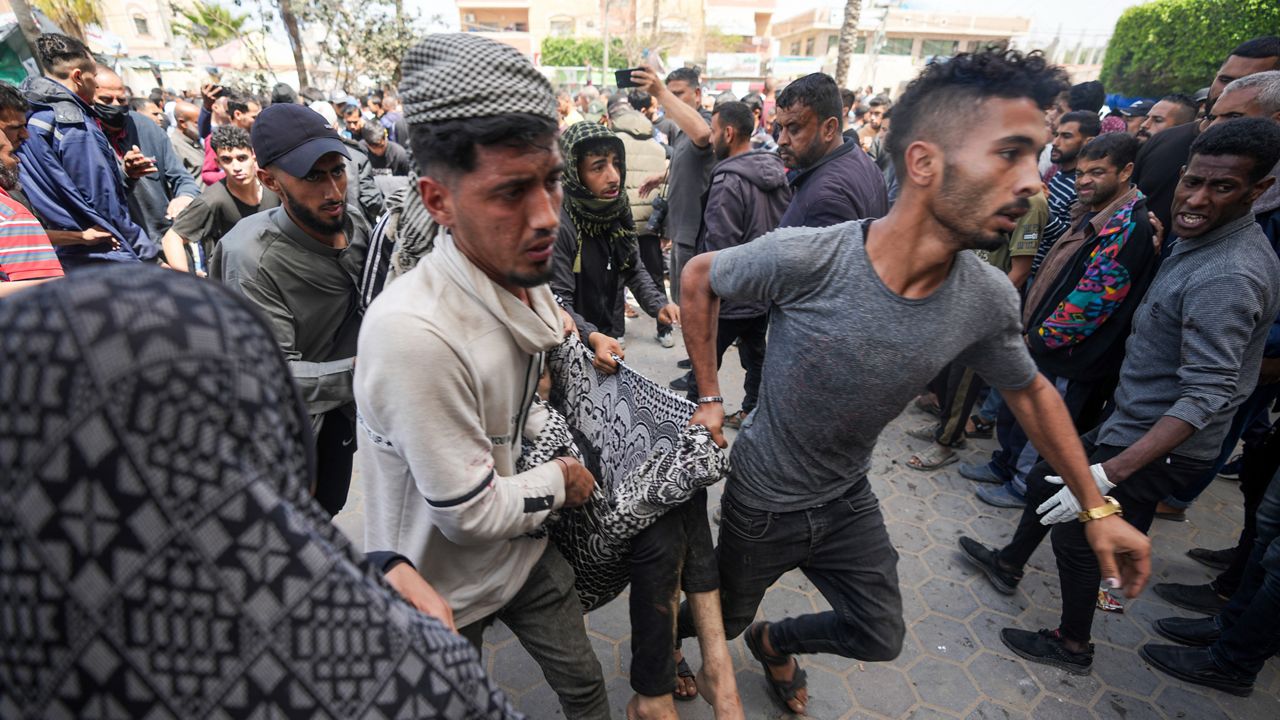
<box><xmin>540</xmin><ymin>37</ymin><xmax>627</xmax><ymax>68</ymax></box>
<box><xmin>1100</xmin><ymin>0</ymin><xmax>1280</xmax><ymax>96</ymax></box>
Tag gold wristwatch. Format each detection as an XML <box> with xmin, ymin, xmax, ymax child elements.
<box><xmin>1078</xmin><ymin>496</ymin><xmax>1123</xmax><ymax>523</ymax></box>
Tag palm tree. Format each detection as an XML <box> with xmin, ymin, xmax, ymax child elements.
<box><xmin>834</xmin><ymin>0</ymin><xmax>863</xmax><ymax>90</ymax></box>
<box><xmin>275</xmin><ymin>0</ymin><xmax>309</xmax><ymax>88</ymax></box>
<box><xmin>172</xmin><ymin>1</ymin><xmax>249</xmax><ymax>62</ymax></box>
<box><xmin>32</xmin><ymin>0</ymin><xmax>101</xmax><ymax>42</ymax></box>
<box><xmin>9</xmin><ymin>0</ymin><xmax>44</xmax><ymax>73</ymax></box>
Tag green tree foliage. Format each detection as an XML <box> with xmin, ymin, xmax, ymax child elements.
<box><xmin>1101</xmin><ymin>0</ymin><xmax>1280</xmax><ymax>96</ymax></box>
<box><xmin>540</xmin><ymin>37</ymin><xmax>626</xmax><ymax>68</ymax></box>
<box><xmin>172</xmin><ymin>1</ymin><xmax>250</xmax><ymax>55</ymax></box>
<box><xmin>299</xmin><ymin>0</ymin><xmax>423</xmax><ymax>86</ymax></box>
<box><xmin>32</xmin><ymin>0</ymin><xmax>100</xmax><ymax>42</ymax></box>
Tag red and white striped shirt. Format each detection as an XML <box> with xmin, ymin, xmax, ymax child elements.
<box><xmin>0</xmin><ymin>186</ymin><xmax>62</xmax><ymax>282</ymax></box>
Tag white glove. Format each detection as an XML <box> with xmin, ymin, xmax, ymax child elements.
<box><xmin>1036</xmin><ymin>463</ymin><xmax>1115</xmax><ymax>525</ymax></box>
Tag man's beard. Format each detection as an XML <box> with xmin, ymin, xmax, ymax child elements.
<box><xmin>1051</xmin><ymin>147</ymin><xmax>1078</xmax><ymax>165</ymax></box>
<box><xmin>0</xmin><ymin>162</ymin><xmax>19</xmax><ymax>191</ymax></box>
<box><xmin>508</xmin><ymin>264</ymin><xmax>554</xmax><ymax>288</ymax></box>
<box><xmin>279</xmin><ymin>185</ymin><xmax>346</xmax><ymax>234</ymax></box>
<box><xmin>713</xmin><ymin>137</ymin><xmax>730</xmax><ymax>160</ymax></box>
<box><xmin>935</xmin><ymin>163</ymin><xmax>1019</xmax><ymax>251</ymax></box>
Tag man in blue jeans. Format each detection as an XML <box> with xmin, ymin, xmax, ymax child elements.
<box><xmin>675</xmin><ymin>50</ymin><xmax>1154</xmax><ymax>715</ymax></box>
<box><xmin>1142</xmin><ymin>464</ymin><xmax>1280</xmax><ymax>696</ymax></box>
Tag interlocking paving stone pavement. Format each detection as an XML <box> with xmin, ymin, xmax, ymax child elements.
<box><xmin>334</xmin><ymin>314</ymin><xmax>1280</xmax><ymax>718</ymax></box>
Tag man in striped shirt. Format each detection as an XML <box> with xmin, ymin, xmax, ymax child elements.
<box><xmin>0</xmin><ymin>85</ymin><xmax>60</xmax><ymax>297</ymax></box>
<box><xmin>1031</xmin><ymin>111</ymin><xmax>1100</xmax><ymax>277</ymax></box>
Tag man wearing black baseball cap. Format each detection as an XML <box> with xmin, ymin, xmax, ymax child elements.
<box><xmin>211</xmin><ymin>103</ymin><xmax>370</xmax><ymax>517</ymax></box>
<box><xmin>1119</xmin><ymin>99</ymin><xmax>1152</xmax><ymax>136</ymax></box>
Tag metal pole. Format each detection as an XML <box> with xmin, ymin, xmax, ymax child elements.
<box><xmin>602</xmin><ymin>0</ymin><xmax>610</xmax><ymax>85</ymax></box>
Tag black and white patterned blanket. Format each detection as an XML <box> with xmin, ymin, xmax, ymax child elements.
<box><xmin>517</xmin><ymin>338</ymin><xmax>728</xmax><ymax>611</ymax></box>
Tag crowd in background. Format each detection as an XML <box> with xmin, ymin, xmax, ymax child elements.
<box><xmin>2</xmin><ymin>26</ymin><xmax>1280</xmax><ymax>720</ymax></box>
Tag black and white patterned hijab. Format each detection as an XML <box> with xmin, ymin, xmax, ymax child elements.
<box><xmin>0</xmin><ymin>267</ymin><xmax>520</xmax><ymax>719</ymax></box>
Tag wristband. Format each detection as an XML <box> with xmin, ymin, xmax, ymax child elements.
<box><xmin>697</xmin><ymin>396</ymin><xmax>724</xmax><ymax>404</ymax></box>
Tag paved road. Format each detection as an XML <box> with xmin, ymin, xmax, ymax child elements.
<box><xmin>334</xmin><ymin>313</ymin><xmax>1280</xmax><ymax>719</ymax></box>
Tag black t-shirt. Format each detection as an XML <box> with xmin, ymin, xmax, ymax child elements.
<box><xmin>364</xmin><ymin>141</ymin><xmax>413</xmax><ymax>177</ymax></box>
<box><xmin>171</xmin><ymin>180</ymin><xmax>281</xmax><ymax>262</ymax></box>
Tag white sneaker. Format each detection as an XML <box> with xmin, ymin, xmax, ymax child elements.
<box><xmin>656</xmin><ymin>331</ymin><xmax>675</xmax><ymax>348</ymax></box>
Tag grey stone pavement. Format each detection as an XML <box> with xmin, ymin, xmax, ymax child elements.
<box><xmin>334</xmin><ymin>313</ymin><xmax>1280</xmax><ymax>719</ymax></box>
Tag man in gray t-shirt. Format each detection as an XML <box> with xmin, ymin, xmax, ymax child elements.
<box><xmin>673</xmin><ymin>50</ymin><xmax>1153</xmax><ymax>715</ymax></box>
<box><xmin>633</xmin><ymin>66</ymin><xmax>714</xmax><ymax>308</ymax></box>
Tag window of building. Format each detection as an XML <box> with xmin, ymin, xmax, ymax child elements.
<box><xmin>549</xmin><ymin>18</ymin><xmax>573</xmax><ymax>37</ymax></box>
<box><xmin>854</xmin><ymin>35</ymin><xmax>867</xmax><ymax>53</ymax></box>
<box><xmin>804</xmin><ymin>36</ymin><xmax>815</xmax><ymax>56</ymax></box>
<box><xmin>921</xmin><ymin>39</ymin><xmax>958</xmax><ymax>58</ymax></box>
<box><xmin>790</xmin><ymin>40</ymin><xmax>801</xmax><ymax>55</ymax></box>
<box><xmin>133</xmin><ymin>15</ymin><xmax>150</xmax><ymax>36</ymax></box>
<box><xmin>881</xmin><ymin>37</ymin><xmax>913</xmax><ymax>55</ymax></box>
<box><xmin>827</xmin><ymin>35</ymin><xmax>839</xmax><ymax>53</ymax></box>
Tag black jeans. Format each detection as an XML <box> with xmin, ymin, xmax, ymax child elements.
<box><xmin>985</xmin><ymin>372</ymin><xmax>1111</xmax><ymax>493</ymax></box>
<box><xmin>676</xmin><ymin>480</ymin><xmax>904</xmax><ymax>661</ymax></box>
<box><xmin>1215</xmin><ymin>428</ymin><xmax>1280</xmax><ymax>594</ymax></box>
<box><xmin>1211</xmin><ymin>466</ymin><xmax>1280</xmax><ymax>679</ymax></box>
<box><xmin>637</xmin><ymin>233</ymin><xmax>672</xmax><ymax>335</ymax></box>
<box><xmin>996</xmin><ymin>431</ymin><xmax>1211</xmax><ymax>643</ymax></box>
<box><xmin>684</xmin><ymin>314</ymin><xmax>768</xmax><ymax>412</ymax></box>
<box><xmin>629</xmin><ymin>489</ymin><xmax>719</xmax><ymax>696</ymax></box>
<box><xmin>314</xmin><ymin>409</ymin><xmax>355</xmax><ymax>516</ymax></box>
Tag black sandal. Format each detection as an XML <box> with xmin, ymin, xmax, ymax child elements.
<box><xmin>674</xmin><ymin>656</ymin><xmax>696</xmax><ymax>702</ymax></box>
<box><xmin>744</xmin><ymin>622</ymin><xmax>807</xmax><ymax>714</ymax></box>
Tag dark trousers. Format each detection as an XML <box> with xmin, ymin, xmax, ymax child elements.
<box><xmin>629</xmin><ymin>490</ymin><xmax>719</xmax><ymax>696</ymax></box>
<box><xmin>459</xmin><ymin>545</ymin><xmax>611</xmax><ymax>719</ymax></box>
<box><xmin>1215</xmin><ymin>428</ymin><xmax>1280</xmax><ymax>594</ymax></box>
<box><xmin>1211</xmin><ymin>466</ymin><xmax>1280</xmax><ymax>680</ymax></box>
<box><xmin>675</xmin><ymin>481</ymin><xmax>904</xmax><ymax>662</ymax></box>
<box><xmin>637</xmin><ymin>233</ymin><xmax>671</xmax><ymax>335</ymax></box>
<box><xmin>314</xmin><ymin>409</ymin><xmax>355</xmax><ymax>516</ymax></box>
<box><xmin>984</xmin><ymin>371</ymin><xmax>1110</xmax><ymax>494</ymax></box>
<box><xmin>669</xmin><ymin>243</ymin><xmax>694</xmax><ymax>305</ymax></box>
<box><xmin>927</xmin><ymin>363</ymin><xmax>986</xmax><ymax>447</ymax></box>
<box><xmin>1166</xmin><ymin>382</ymin><xmax>1280</xmax><ymax>509</ymax></box>
<box><xmin>996</xmin><ymin>431</ymin><xmax>1211</xmax><ymax>643</ymax></box>
<box><xmin>684</xmin><ymin>314</ymin><xmax>768</xmax><ymax>412</ymax></box>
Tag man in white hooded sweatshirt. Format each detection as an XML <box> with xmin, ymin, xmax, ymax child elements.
<box><xmin>356</xmin><ymin>35</ymin><xmax>608</xmax><ymax>718</ymax></box>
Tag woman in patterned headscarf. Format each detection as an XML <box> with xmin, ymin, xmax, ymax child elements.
<box><xmin>0</xmin><ymin>265</ymin><xmax>519</xmax><ymax>719</ymax></box>
<box><xmin>550</xmin><ymin>121</ymin><xmax>679</xmax><ymax>375</ymax></box>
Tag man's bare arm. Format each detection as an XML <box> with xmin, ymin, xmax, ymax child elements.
<box><xmin>681</xmin><ymin>253</ymin><xmax>725</xmax><ymax>445</ymax></box>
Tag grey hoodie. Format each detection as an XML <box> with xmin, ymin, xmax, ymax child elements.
<box><xmin>696</xmin><ymin>149</ymin><xmax>792</xmax><ymax>318</ymax></box>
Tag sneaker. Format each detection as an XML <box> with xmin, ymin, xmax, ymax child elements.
<box><xmin>1217</xmin><ymin>454</ymin><xmax>1243</xmax><ymax>480</ymax></box>
<box><xmin>1153</xmin><ymin>582</ymin><xmax>1228</xmax><ymax>615</ymax></box>
<box><xmin>958</xmin><ymin>536</ymin><xmax>1022</xmax><ymax>595</ymax></box>
<box><xmin>669</xmin><ymin>373</ymin><xmax>692</xmax><ymax>392</ymax></box>
<box><xmin>1001</xmin><ymin>628</ymin><xmax>1093</xmax><ymax>675</ymax></box>
<box><xmin>1153</xmin><ymin>616</ymin><xmax>1221</xmax><ymax>647</ymax></box>
<box><xmin>1141</xmin><ymin>644</ymin><xmax>1253</xmax><ymax>696</ymax></box>
<box><xmin>676</xmin><ymin>358</ymin><xmax>692</xmax><ymax>369</ymax></box>
<box><xmin>959</xmin><ymin>461</ymin><xmax>1004</xmax><ymax>485</ymax></box>
<box><xmin>656</xmin><ymin>330</ymin><xmax>675</xmax><ymax>348</ymax></box>
<box><xmin>1187</xmin><ymin>547</ymin><xmax>1235</xmax><ymax>572</ymax></box>
<box><xmin>976</xmin><ymin>482</ymin><xmax>1026</xmax><ymax>509</ymax></box>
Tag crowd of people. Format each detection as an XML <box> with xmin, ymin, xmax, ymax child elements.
<box><xmin>1</xmin><ymin>25</ymin><xmax>1279</xmax><ymax>720</ymax></box>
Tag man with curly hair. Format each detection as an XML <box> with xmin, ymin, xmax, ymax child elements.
<box><xmin>677</xmin><ymin>49</ymin><xmax>1155</xmax><ymax>713</ymax></box>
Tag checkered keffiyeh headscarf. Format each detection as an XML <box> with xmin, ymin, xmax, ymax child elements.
<box><xmin>399</xmin><ymin>33</ymin><xmax>558</xmax><ymax>126</ymax></box>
